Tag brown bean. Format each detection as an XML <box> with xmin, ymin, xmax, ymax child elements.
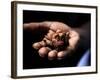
<box><xmin>43</xmin><ymin>38</ymin><xmax>52</xmax><ymax>46</ymax></box>
<box><xmin>56</xmin><ymin>29</ymin><xmax>62</xmax><ymax>33</ymax></box>
<box><xmin>39</xmin><ymin>41</ymin><xmax>46</xmax><ymax>47</ymax></box>
<box><xmin>46</xmin><ymin>30</ymin><xmax>55</xmax><ymax>40</ymax></box>
<box><xmin>49</xmin><ymin>30</ymin><xmax>55</xmax><ymax>34</ymax></box>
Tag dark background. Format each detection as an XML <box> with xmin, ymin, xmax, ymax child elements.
<box><xmin>23</xmin><ymin>10</ymin><xmax>90</xmax><ymax>69</ymax></box>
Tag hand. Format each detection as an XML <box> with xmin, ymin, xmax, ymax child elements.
<box><xmin>24</xmin><ymin>21</ymin><xmax>80</xmax><ymax>60</ymax></box>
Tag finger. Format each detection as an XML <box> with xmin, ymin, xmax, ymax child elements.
<box><xmin>23</xmin><ymin>22</ymin><xmax>50</xmax><ymax>31</ymax></box>
<box><xmin>38</xmin><ymin>47</ymin><xmax>51</xmax><ymax>57</ymax></box>
<box><xmin>48</xmin><ymin>50</ymin><xmax>57</xmax><ymax>60</ymax></box>
<box><xmin>39</xmin><ymin>21</ymin><xmax>53</xmax><ymax>29</ymax></box>
<box><xmin>24</xmin><ymin>21</ymin><xmax>71</xmax><ymax>32</ymax></box>
<box><xmin>23</xmin><ymin>22</ymin><xmax>40</xmax><ymax>30</ymax></box>
<box><xmin>32</xmin><ymin>40</ymin><xmax>46</xmax><ymax>49</ymax></box>
<box><xmin>57</xmin><ymin>46</ymin><xmax>75</xmax><ymax>60</ymax></box>
<box><xmin>32</xmin><ymin>42</ymin><xmax>42</xmax><ymax>50</ymax></box>
<box><xmin>57</xmin><ymin>51</ymin><xmax>67</xmax><ymax>60</ymax></box>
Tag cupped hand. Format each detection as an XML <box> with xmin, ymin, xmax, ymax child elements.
<box><xmin>24</xmin><ymin>21</ymin><xmax>80</xmax><ymax>60</ymax></box>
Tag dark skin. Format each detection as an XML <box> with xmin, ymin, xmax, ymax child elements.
<box><xmin>24</xmin><ymin>21</ymin><xmax>90</xmax><ymax>60</ymax></box>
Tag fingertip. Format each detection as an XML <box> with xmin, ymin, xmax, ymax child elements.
<box><xmin>23</xmin><ymin>23</ymin><xmax>30</xmax><ymax>30</ymax></box>
<box><xmin>48</xmin><ymin>50</ymin><xmax>57</xmax><ymax>60</ymax></box>
<box><xmin>38</xmin><ymin>47</ymin><xmax>51</xmax><ymax>57</ymax></box>
<box><xmin>32</xmin><ymin>42</ymin><xmax>42</xmax><ymax>50</ymax></box>
<box><xmin>23</xmin><ymin>23</ymin><xmax>29</xmax><ymax>27</ymax></box>
<box><xmin>23</xmin><ymin>23</ymin><xmax>40</xmax><ymax>30</ymax></box>
<box><xmin>57</xmin><ymin>51</ymin><xmax>66</xmax><ymax>60</ymax></box>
